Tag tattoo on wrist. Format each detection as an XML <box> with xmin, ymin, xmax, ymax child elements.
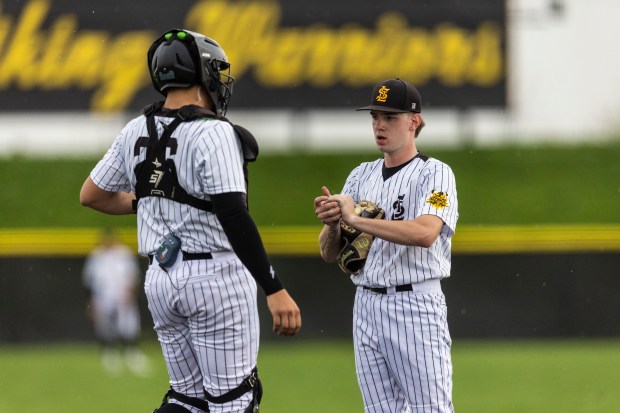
<box><xmin>321</xmin><ymin>229</ymin><xmax>338</xmax><ymax>252</ymax></box>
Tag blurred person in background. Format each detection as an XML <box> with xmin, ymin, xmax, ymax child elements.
<box><xmin>83</xmin><ymin>227</ymin><xmax>151</xmax><ymax>376</ymax></box>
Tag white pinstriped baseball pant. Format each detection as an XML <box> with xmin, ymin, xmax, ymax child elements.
<box><xmin>354</xmin><ymin>284</ymin><xmax>454</xmax><ymax>413</ymax></box>
<box><xmin>145</xmin><ymin>253</ymin><xmax>259</xmax><ymax>413</ymax></box>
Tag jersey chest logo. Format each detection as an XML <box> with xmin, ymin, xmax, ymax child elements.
<box><xmin>391</xmin><ymin>194</ymin><xmax>406</xmax><ymax>220</ymax></box>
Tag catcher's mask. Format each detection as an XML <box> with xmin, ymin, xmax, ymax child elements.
<box><xmin>147</xmin><ymin>28</ymin><xmax>234</xmax><ymax>116</ymax></box>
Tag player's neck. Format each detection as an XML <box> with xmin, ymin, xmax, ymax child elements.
<box><xmin>384</xmin><ymin>147</ymin><xmax>418</xmax><ymax>168</ymax></box>
<box><xmin>163</xmin><ymin>86</ymin><xmax>210</xmax><ymax>110</ymax></box>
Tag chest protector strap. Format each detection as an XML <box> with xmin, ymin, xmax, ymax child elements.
<box><xmin>133</xmin><ymin>101</ymin><xmax>258</xmax><ymax>212</ymax></box>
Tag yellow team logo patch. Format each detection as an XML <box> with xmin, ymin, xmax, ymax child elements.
<box><xmin>376</xmin><ymin>86</ymin><xmax>390</xmax><ymax>102</ymax></box>
<box><xmin>426</xmin><ymin>190</ymin><xmax>449</xmax><ymax>209</ymax></box>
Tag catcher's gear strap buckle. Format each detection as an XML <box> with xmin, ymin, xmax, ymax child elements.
<box><xmin>158</xmin><ymin>388</ymin><xmax>210</xmax><ymax>412</ymax></box>
<box><xmin>205</xmin><ymin>367</ymin><xmax>262</xmax><ymax>409</ymax></box>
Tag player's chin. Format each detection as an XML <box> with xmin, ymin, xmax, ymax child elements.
<box><xmin>375</xmin><ymin>138</ymin><xmax>389</xmax><ymax>150</ymax></box>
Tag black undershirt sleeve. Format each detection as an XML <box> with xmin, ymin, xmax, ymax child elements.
<box><xmin>211</xmin><ymin>192</ymin><xmax>284</xmax><ymax>295</ymax></box>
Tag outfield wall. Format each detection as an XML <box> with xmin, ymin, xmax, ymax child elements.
<box><xmin>1</xmin><ymin>225</ymin><xmax>619</xmax><ymax>342</ymax></box>
<box><xmin>1</xmin><ymin>251</ymin><xmax>619</xmax><ymax>343</ymax></box>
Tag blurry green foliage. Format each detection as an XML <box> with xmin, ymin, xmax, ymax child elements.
<box><xmin>1</xmin><ymin>143</ymin><xmax>618</xmax><ymax>228</ymax></box>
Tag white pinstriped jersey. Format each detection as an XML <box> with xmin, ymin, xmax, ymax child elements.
<box><xmin>91</xmin><ymin>111</ymin><xmax>259</xmax><ymax>412</ymax></box>
<box><xmin>342</xmin><ymin>154</ymin><xmax>458</xmax><ymax>287</ymax></box>
<box><xmin>90</xmin><ymin>114</ymin><xmax>246</xmax><ymax>257</ymax></box>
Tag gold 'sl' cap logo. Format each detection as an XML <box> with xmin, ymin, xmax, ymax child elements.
<box><xmin>376</xmin><ymin>86</ymin><xmax>390</xmax><ymax>103</ymax></box>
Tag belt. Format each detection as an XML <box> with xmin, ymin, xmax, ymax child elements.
<box><xmin>362</xmin><ymin>279</ymin><xmax>442</xmax><ymax>295</ymax></box>
<box><xmin>363</xmin><ymin>285</ymin><xmax>413</xmax><ymax>294</ymax></box>
<box><xmin>148</xmin><ymin>251</ymin><xmax>213</xmax><ymax>265</ymax></box>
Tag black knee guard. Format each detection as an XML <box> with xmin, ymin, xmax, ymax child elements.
<box><xmin>153</xmin><ymin>387</ymin><xmax>210</xmax><ymax>413</ymax></box>
<box><xmin>153</xmin><ymin>403</ymin><xmax>193</xmax><ymax>413</ymax></box>
<box><xmin>205</xmin><ymin>367</ymin><xmax>262</xmax><ymax>413</ymax></box>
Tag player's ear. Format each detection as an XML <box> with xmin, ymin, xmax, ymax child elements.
<box><xmin>409</xmin><ymin>113</ymin><xmax>419</xmax><ymax>131</ymax></box>
<box><xmin>414</xmin><ymin>115</ymin><xmax>426</xmax><ymax>138</ymax></box>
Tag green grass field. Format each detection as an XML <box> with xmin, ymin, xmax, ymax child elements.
<box><xmin>1</xmin><ymin>339</ymin><xmax>619</xmax><ymax>412</ymax></box>
<box><xmin>1</xmin><ymin>142</ymin><xmax>619</xmax><ymax>228</ymax></box>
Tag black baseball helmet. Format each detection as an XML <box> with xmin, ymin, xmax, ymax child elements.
<box><xmin>147</xmin><ymin>29</ymin><xmax>234</xmax><ymax>115</ymax></box>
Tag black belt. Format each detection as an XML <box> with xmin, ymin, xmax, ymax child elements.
<box><xmin>148</xmin><ymin>251</ymin><xmax>213</xmax><ymax>264</ymax></box>
<box><xmin>363</xmin><ymin>284</ymin><xmax>414</xmax><ymax>294</ymax></box>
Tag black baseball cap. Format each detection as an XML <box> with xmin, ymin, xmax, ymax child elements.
<box><xmin>356</xmin><ymin>78</ymin><xmax>422</xmax><ymax>113</ymax></box>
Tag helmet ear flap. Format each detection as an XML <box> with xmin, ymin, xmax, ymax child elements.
<box><xmin>206</xmin><ymin>60</ymin><xmax>219</xmax><ymax>92</ymax></box>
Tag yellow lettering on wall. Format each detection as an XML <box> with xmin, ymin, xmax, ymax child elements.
<box><xmin>0</xmin><ymin>0</ymin><xmax>151</xmax><ymax>111</ymax></box>
<box><xmin>38</xmin><ymin>15</ymin><xmax>80</xmax><ymax>89</ymax></box>
<box><xmin>468</xmin><ymin>21</ymin><xmax>503</xmax><ymax>86</ymax></box>
<box><xmin>435</xmin><ymin>23</ymin><xmax>473</xmax><ymax>87</ymax></box>
<box><xmin>187</xmin><ymin>0</ymin><xmax>281</xmax><ymax>77</ymax></box>
<box><xmin>187</xmin><ymin>1</ymin><xmax>504</xmax><ymax>90</ymax></box>
<box><xmin>304</xmin><ymin>25</ymin><xmax>340</xmax><ymax>87</ymax></box>
<box><xmin>0</xmin><ymin>0</ymin><xmax>47</xmax><ymax>88</ymax></box>
<box><xmin>93</xmin><ymin>32</ymin><xmax>153</xmax><ymax>111</ymax></box>
<box><xmin>0</xmin><ymin>0</ymin><xmax>504</xmax><ymax>112</ymax></box>
<box><xmin>399</xmin><ymin>28</ymin><xmax>437</xmax><ymax>85</ymax></box>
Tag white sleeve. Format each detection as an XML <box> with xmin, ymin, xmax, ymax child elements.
<box><xmin>417</xmin><ymin>161</ymin><xmax>459</xmax><ymax>235</ymax></box>
<box><xmin>199</xmin><ymin>121</ymin><xmax>247</xmax><ymax>195</ymax></box>
<box><xmin>341</xmin><ymin>165</ymin><xmax>362</xmax><ymax>200</ymax></box>
<box><xmin>90</xmin><ymin>128</ymin><xmax>133</xmax><ymax>193</ymax></box>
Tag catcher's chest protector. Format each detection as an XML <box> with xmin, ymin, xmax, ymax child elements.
<box><xmin>134</xmin><ymin>102</ymin><xmax>258</xmax><ymax>212</ymax></box>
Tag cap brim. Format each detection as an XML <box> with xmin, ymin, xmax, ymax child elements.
<box><xmin>355</xmin><ymin>105</ymin><xmax>413</xmax><ymax>113</ymax></box>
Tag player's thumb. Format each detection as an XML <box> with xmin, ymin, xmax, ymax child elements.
<box><xmin>322</xmin><ymin>186</ymin><xmax>331</xmax><ymax>197</ymax></box>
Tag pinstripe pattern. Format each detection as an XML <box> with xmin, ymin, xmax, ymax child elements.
<box><xmin>354</xmin><ymin>288</ymin><xmax>453</xmax><ymax>413</ymax></box>
<box><xmin>342</xmin><ymin>156</ymin><xmax>458</xmax><ymax>287</ymax></box>
<box><xmin>91</xmin><ymin>113</ymin><xmax>257</xmax><ymax>412</ymax></box>
<box><xmin>145</xmin><ymin>257</ymin><xmax>259</xmax><ymax>413</ymax></box>
<box><xmin>343</xmin><ymin>155</ymin><xmax>458</xmax><ymax>412</ymax></box>
<box><xmin>91</xmin><ymin>114</ymin><xmax>246</xmax><ymax>256</ymax></box>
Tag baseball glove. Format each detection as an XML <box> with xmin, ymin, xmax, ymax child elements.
<box><xmin>337</xmin><ymin>200</ymin><xmax>385</xmax><ymax>275</ymax></box>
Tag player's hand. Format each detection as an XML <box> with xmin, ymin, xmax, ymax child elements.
<box><xmin>314</xmin><ymin>186</ymin><xmax>341</xmax><ymax>227</ymax></box>
<box><xmin>326</xmin><ymin>194</ymin><xmax>357</xmax><ymax>226</ymax></box>
<box><xmin>266</xmin><ymin>289</ymin><xmax>301</xmax><ymax>336</ymax></box>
